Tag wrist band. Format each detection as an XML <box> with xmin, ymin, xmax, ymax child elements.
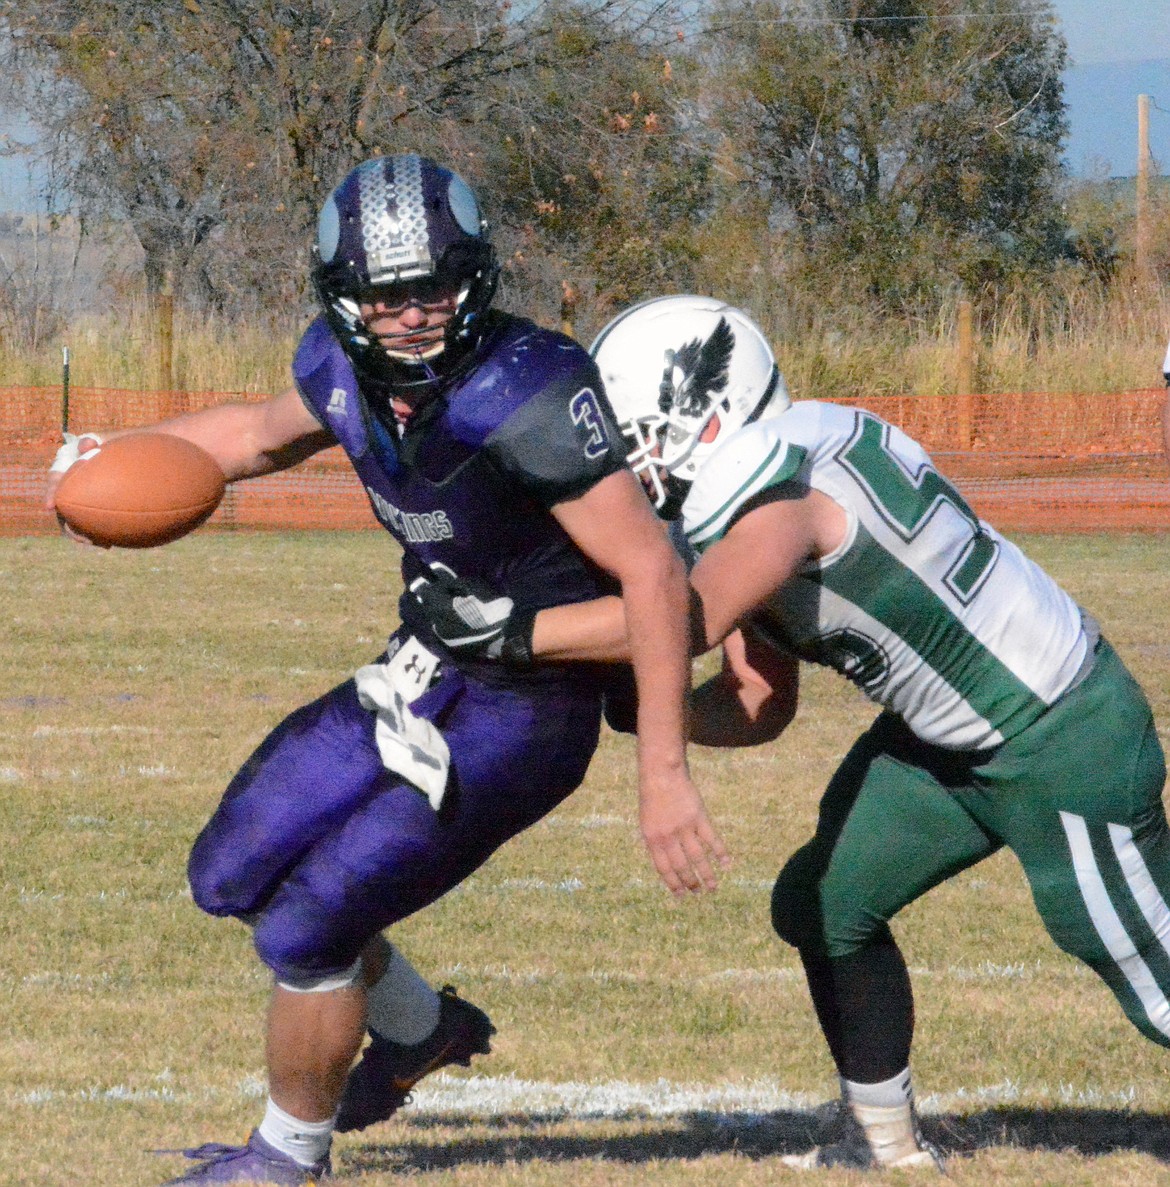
<box><xmin>500</xmin><ymin>609</ymin><xmax>537</xmax><ymax>670</ymax></box>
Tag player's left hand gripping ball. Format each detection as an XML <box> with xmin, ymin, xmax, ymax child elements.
<box><xmin>54</xmin><ymin>432</ymin><xmax>226</xmax><ymax>548</ymax></box>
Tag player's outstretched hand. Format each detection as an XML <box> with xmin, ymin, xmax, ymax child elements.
<box><xmin>639</xmin><ymin>768</ymin><xmax>730</xmax><ymax>896</ymax></box>
<box><xmin>45</xmin><ymin>432</ymin><xmax>106</xmax><ymax>546</ymax></box>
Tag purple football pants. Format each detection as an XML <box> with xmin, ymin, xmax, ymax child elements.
<box><xmin>188</xmin><ymin>663</ymin><xmax>602</xmax><ymax>982</ymax></box>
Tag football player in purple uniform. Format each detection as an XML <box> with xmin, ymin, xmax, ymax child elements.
<box><xmin>47</xmin><ymin>156</ymin><xmax>726</xmax><ymax>1185</ymax></box>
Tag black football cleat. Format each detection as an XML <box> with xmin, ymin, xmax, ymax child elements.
<box><xmin>334</xmin><ymin>985</ymin><xmax>495</xmax><ymax>1132</ymax></box>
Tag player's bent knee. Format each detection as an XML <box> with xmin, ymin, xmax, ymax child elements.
<box><xmin>253</xmin><ymin>926</ymin><xmax>365</xmax><ymax>988</ymax></box>
<box><xmin>771</xmin><ymin>861</ymin><xmax>824</xmax><ymax>949</ymax></box>
<box><xmin>251</xmin><ymin>907</ymin><xmax>367</xmax><ymax>987</ymax></box>
<box><xmin>186</xmin><ymin>849</ymin><xmax>252</xmax><ymax>918</ymax></box>
<box><xmin>185</xmin><ymin>800</ymin><xmax>294</xmax><ymax>920</ymax></box>
<box><xmin>772</xmin><ymin>841</ymin><xmax>896</xmax><ymax>957</ymax></box>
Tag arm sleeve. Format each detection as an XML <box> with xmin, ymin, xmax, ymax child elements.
<box><xmin>290</xmin><ymin>316</ymin><xmax>347</xmax><ymax>432</ymax></box>
<box><xmin>293</xmin><ymin>384</ymin><xmax>326</xmax><ymax>427</ymax></box>
<box><xmin>486</xmin><ymin>360</ymin><xmax>628</xmax><ymax>507</ymax></box>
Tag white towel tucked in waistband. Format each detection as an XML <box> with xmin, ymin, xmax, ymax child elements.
<box><xmin>354</xmin><ymin>637</ymin><xmax>449</xmax><ymax>810</ymax></box>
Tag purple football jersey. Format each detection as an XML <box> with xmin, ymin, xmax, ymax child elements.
<box><xmin>294</xmin><ymin>313</ymin><xmax>627</xmax><ymax>626</ymax></box>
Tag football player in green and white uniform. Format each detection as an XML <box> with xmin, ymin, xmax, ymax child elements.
<box><xmin>409</xmin><ymin>295</ymin><xmax>1170</xmax><ymax>1172</ymax></box>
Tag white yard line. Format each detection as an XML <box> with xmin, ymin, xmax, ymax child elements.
<box><xmin>10</xmin><ymin>1072</ymin><xmax>1144</xmax><ymax>1115</ymax></box>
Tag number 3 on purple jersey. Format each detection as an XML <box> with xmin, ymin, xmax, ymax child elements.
<box><xmin>569</xmin><ymin>387</ymin><xmax>610</xmax><ymax>460</ymax></box>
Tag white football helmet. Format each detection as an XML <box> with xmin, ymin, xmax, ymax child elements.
<box><xmin>590</xmin><ymin>295</ymin><xmax>790</xmax><ymax>516</ymax></box>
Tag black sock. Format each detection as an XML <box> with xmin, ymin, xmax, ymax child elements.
<box><xmin>799</xmin><ymin>936</ymin><xmax>914</xmax><ymax>1085</ymax></box>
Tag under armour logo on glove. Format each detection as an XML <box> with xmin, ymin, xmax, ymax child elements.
<box><xmin>409</xmin><ymin>562</ymin><xmax>535</xmax><ymax>668</ymax></box>
<box><xmin>401</xmin><ymin>653</ymin><xmax>428</xmax><ymax>684</ymax></box>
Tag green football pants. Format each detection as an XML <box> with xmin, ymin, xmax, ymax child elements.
<box><xmin>771</xmin><ymin>638</ymin><xmax>1170</xmax><ymax>1047</ymax></box>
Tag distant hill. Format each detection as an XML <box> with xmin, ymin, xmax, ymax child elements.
<box><xmin>1064</xmin><ymin>58</ymin><xmax>1170</xmax><ymax>178</ymax></box>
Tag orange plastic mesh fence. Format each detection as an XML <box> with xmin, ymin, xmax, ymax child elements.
<box><xmin>4</xmin><ymin>385</ymin><xmax>1168</xmax><ymax>536</ymax></box>
<box><xmin>3</xmin><ymin>386</ymin><xmax>369</xmax><ymax>537</ymax></box>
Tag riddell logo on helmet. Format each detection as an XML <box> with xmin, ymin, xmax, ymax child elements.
<box><xmin>659</xmin><ymin>317</ymin><xmax>734</xmax><ymax>418</ymax></box>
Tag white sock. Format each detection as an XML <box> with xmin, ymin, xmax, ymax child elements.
<box><xmin>365</xmin><ymin>943</ymin><xmax>441</xmax><ymax>1045</ymax></box>
<box><xmin>843</xmin><ymin>1069</ymin><xmax>922</xmax><ymax>1166</ymax></box>
<box><xmin>258</xmin><ymin>1097</ymin><xmax>334</xmax><ymax>1168</ymax></box>
<box><xmin>842</xmin><ymin>1068</ymin><xmax>913</xmax><ymax>1109</ymax></box>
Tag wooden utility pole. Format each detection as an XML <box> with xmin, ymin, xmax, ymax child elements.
<box><xmin>560</xmin><ymin>280</ymin><xmax>579</xmax><ymax>338</ymax></box>
<box><xmin>1137</xmin><ymin>93</ymin><xmax>1151</xmax><ymax>279</ymax></box>
<box><xmin>157</xmin><ymin>290</ymin><xmax>176</xmax><ymax>407</ymax></box>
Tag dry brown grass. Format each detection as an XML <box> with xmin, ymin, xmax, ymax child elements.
<box><xmin>4</xmin><ymin>531</ymin><xmax>1170</xmax><ymax>1185</ymax></box>
<box><xmin>2</xmin><ymin>280</ymin><xmax>1169</xmax><ymax>400</ymax></box>
<box><xmin>760</xmin><ymin>281</ymin><xmax>1170</xmax><ymax>401</ymax></box>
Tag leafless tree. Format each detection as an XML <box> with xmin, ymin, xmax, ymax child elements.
<box><xmin>0</xmin><ymin>1</ymin><xmax>688</xmax><ymax>318</ymax></box>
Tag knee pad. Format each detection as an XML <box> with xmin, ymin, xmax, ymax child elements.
<box><xmin>275</xmin><ymin>958</ymin><xmax>364</xmax><ymax>994</ymax></box>
<box><xmin>771</xmin><ymin>849</ymin><xmax>826</xmax><ymax>950</ymax></box>
<box><xmin>251</xmin><ymin>907</ymin><xmax>366</xmax><ymax>989</ymax></box>
<box><xmin>186</xmin><ymin>847</ymin><xmax>241</xmax><ymax>918</ymax></box>
<box><xmin>187</xmin><ymin>831</ymin><xmax>268</xmax><ymax>919</ymax></box>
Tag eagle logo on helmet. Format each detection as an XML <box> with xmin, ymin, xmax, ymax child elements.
<box><xmin>658</xmin><ymin>316</ymin><xmax>735</xmax><ymax>418</ymax></box>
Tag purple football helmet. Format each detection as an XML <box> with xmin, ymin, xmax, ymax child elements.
<box><xmin>312</xmin><ymin>153</ymin><xmax>499</xmax><ymax>389</ymax></box>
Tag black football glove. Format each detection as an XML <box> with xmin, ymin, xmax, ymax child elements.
<box><xmin>602</xmin><ymin>663</ymin><xmax>639</xmax><ymax>734</ymax></box>
<box><xmin>409</xmin><ymin>564</ymin><xmax>536</xmax><ymax>668</ymax></box>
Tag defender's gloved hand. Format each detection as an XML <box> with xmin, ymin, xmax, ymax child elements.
<box><xmin>409</xmin><ymin>563</ymin><xmax>535</xmax><ymax>668</ymax></box>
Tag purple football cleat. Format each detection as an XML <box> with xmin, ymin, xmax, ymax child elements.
<box><xmin>159</xmin><ymin>1129</ymin><xmax>330</xmax><ymax>1184</ymax></box>
<box><xmin>335</xmin><ymin>985</ymin><xmax>495</xmax><ymax>1132</ymax></box>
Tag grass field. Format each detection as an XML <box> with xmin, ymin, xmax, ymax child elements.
<box><xmin>5</xmin><ymin>530</ymin><xmax>1170</xmax><ymax>1186</ymax></box>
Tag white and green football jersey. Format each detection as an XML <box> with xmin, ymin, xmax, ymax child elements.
<box><xmin>682</xmin><ymin>401</ymin><xmax>1088</xmax><ymax>750</ymax></box>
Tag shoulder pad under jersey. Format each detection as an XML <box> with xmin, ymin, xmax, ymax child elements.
<box><xmin>444</xmin><ymin>316</ymin><xmax>598</xmax><ymax>442</ymax></box>
<box><xmin>683</xmin><ymin>418</ymin><xmax>810</xmax><ymax>552</ymax></box>
<box><xmin>292</xmin><ymin>317</ymin><xmax>366</xmax><ymax>456</ymax></box>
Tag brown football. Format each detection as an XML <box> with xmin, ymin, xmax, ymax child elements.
<box><xmin>55</xmin><ymin>432</ymin><xmax>226</xmax><ymax>548</ymax></box>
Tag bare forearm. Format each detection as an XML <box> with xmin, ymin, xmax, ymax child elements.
<box><xmin>548</xmin><ymin>470</ymin><xmax>727</xmax><ymax>892</ymax></box>
<box><xmin>623</xmin><ymin>550</ymin><xmax>692</xmax><ymax>772</ymax></box>
<box><xmin>530</xmin><ymin>597</ymin><xmax>630</xmax><ymax>662</ymax></box>
<box><xmin>69</xmin><ymin>392</ymin><xmax>331</xmax><ymax>482</ymax></box>
<box><xmin>526</xmin><ymin>549</ymin><xmax>692</xmax><ymax>731</ymax></box>
<box><xmin>531</xmin><ymin>589</ymin><xmax>715</xmax><ymax>664</ymax></box>
<box><xmin>146</xmin><ymin>404</ymin><xmax>330</xmax><ymax>480</ymax></box>
<box><xmin>69</xmin><ymin>406</ymin><xmax>276</xmax><ymax>481</ymax></box>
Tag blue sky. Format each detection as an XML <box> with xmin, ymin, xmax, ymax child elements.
<box><xmin>1055</xmin><ymin>0</ymin><xmax>1170</xmax><ymax>175</ymax></box>
<box><xmin>1054</xmin><ymin>0</ymin><xmax>1168</xmax><ymax>66</ymax></box>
